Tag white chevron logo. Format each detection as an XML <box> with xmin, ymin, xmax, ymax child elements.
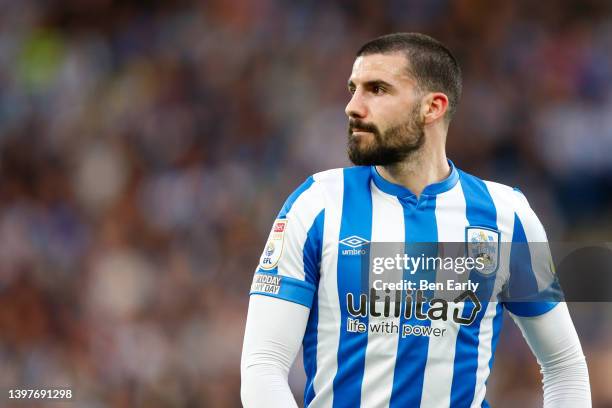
<box><xmin>339</xmin><ymin>235</ymin><xmax>369</xmax><ymax>248</ymax></box>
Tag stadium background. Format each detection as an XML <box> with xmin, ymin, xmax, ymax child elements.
<box><xmin>0</xmin><ymin>0</ymin><xmax>611</xmax><ymax>406</ymax></box>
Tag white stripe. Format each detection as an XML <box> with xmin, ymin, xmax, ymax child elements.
<box><xmin>359</xmin><ymin>182</ymin><xmax>405</xmax><ymax>408</ymax></box>
<box><xmin>309</xmin><ymin>169</ymin><xmax>344</xmax><ymax>408</ymax></box>
<box><xmin>484</xmin><ymin>182</ymin><xmax>516</xmax><ymax>298</ymax></box>
<box><xmin>470</xmin><ymin>302</ymin><xmax>500</xmax><ymax>408</ymax></box>
<box><xmin>277</xmin><ymin>182</ymin><xmax>324</xmax><ymax>280</ymax></box>
<box><xmin>469</xmin><ymin>182</ymin><xmax>517</xmax><ymax>406</ymax></box>
<box><xmin>420</xmin><ymin>181</ymin><xmax>469</xmax><ymax>408</ymax></box>
<box><xmin>512</xmin><ymin>190</ymin><xmax>554</xmax><ymax>291</ymax></box>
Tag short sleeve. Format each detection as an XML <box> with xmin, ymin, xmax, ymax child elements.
<box><xmin>250</xmin><ymin>176</ymin><xmax>325</xmax><ymax>308</ymax></box>
<box><xmin>502</xmin><ymin>189</ymin><xmax>563</xmax><ymax>317</ymax></box>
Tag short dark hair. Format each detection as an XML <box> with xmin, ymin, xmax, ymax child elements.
<box><xmin>357</xmin><ymin>32</ymin><xmax>462</xmax><ymax>121</ymax></box>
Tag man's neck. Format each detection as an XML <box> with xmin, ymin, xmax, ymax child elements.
<box><xmin>375</xmin><ymin>147</ymin><xmax>450</xmax><ymax>198</ymax></box>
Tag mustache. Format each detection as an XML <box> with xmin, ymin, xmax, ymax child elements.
<box><xmin>348</xmin><ymin>119</ymin><xmax>378</xmax><ymax>134</ymax></box>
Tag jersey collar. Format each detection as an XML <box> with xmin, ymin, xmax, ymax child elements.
<box><xmin>370</xmin><ymin>159</ymin><xmax>459</xmax><ymax>198</ymax></box>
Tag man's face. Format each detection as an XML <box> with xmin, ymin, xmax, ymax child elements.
<box><xmin>345</xmin><ymin>52</ymin><xmax>425</xmax><ymax>166</ymax></box>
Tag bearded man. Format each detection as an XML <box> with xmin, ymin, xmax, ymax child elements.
<box><xmin>241</xmin><ymin>33</ymin><xmax>591</xmax><ymax>408</ymax></box>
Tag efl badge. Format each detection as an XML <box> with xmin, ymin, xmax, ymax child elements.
<box><xmin>466</xmin><ymin>227</ymin><xmax>500</xmax><ymax>275</ymax></box>
<box><xmin>259</xmin><ymin>219</ymin><xmax>288</xmax><ymax>270</ymax></box>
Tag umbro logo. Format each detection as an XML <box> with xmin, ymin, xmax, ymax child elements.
<box><xmin>340</xmin><ymin>235</ymin><xmax>369</xmax><ymax>248</ymax></box>
<box><xmin>339</xmin><ymin>235</ymin><xmax>369</xmax><ymax>256</ymax></box>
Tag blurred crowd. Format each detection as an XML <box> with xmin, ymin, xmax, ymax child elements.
<box><xmin>0</xmin><ymin>0</ymin><xmax>611</xmax><ymax>406</ymax></box>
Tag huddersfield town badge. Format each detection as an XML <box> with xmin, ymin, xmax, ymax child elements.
<box><xmin>465</xmin><ymin>227</ymin><xmax>500</xmax><ymax>275</ymax></box>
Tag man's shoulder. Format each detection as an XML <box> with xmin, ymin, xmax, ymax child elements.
<box><xmin>311</xmin><ymin>167</ymin><xmax>346</xmax><ymax>183</ymax></box>
<box><xmin>312</xmin><ymin>166</ymin><xmax>369</xmax><ymax>180</ymax></box>
<box><xmin>283</xmin><ymin>168</ymin><xmax>348</xmax><ymax>211</ymax></box>
<box><xmin>457</xmin><ymin>168</ymin><xmax>533</xmax><ymax>214</ymax></box>
<box><xmin>309</xmin><ymin>166</ymin><xmax>371</xmax><ymax>189</ymax></box>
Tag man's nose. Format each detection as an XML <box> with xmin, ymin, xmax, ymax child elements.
<box><xmin>345</xmin><ymin>92</ymin><xmax>367</xmax><ymax>119</ymax></box>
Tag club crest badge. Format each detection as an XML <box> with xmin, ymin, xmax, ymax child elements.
<box><xmin>465</xmin><ymin>227</ymin><xmax>500</xmax><ymax>275</ymax></box>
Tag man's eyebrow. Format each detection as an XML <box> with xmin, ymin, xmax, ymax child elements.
<box><xmin>347</xmin><ymin>79</ymin><xmax>394</xmax><ymax>89</ymax></box>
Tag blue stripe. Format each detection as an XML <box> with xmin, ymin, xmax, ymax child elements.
<box><xmin>483</xmin><ymin>302</ymin><xmax>504</xmax><ymax>393</ymax></box>
<box><xmin>508</xmin><ymin>214</ymin><xmax>540</xmax><ymax>298</ymax></box>
<box><xmin>504</xmin><ymin>214</ymin><xmax>560</xmax><ymax>316</ymax></box>
<box><xmin>304</xmin><ymin>295</ymin><xmax>319</xmax><ymax>405</ymax></box>
<box><xmin>389</xmin><ymin>194</ymin><xmax>438</xmax><ymax>408</ymax></box>
<box><xmin>332</xmin><ymin>167</ymin><xmax>373</xmax><ymax>408</ymax></box>
<box><xmin>278</xmin><ymin>176</ymin><xmax>315</xmax><ymax>218</ymax></box>
<box><xmin>303</xmin><ymin>209</ymin><xmax>325</xmax><ymax>405</ymax></box>
<box><xmin>479</xmin><ymin>303</ymin><xmax>504</xmax><ymax>408</ymax></box>
<box><xmin>450</xmin><ymin>171</ymin><xmax>499</xmax><ymax>408</ymax></box>
<box><xmin>505</xmin><ymin>299</ymin><xmax>558</xmax><ymax>316</ymax></box>
<box><xmin>488</xmin><ymin>303</ymin><xmax>504</xmax><ymax>372</ymax></box>
<box><xmin>261</xmin><ymin>176</ymin><xmax>316</xmax><ymax>278</ymax></box>
<box><xmin>303</xmin><ymin>209</ymin><xmax>325</xmax><ymax>286</ymax></box>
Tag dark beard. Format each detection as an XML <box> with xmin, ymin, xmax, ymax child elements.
<box><xmin>347</xmin><ymin>105</ymin><xmax>425</xmax><ymax>166</ymax></box>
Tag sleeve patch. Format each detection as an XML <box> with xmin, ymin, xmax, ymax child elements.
<box><xmin>250</xmin><ymin>271</ymin><xmax>316</xmax><ymax>308</ymax></box>
<box><xmin>251</xmin><ymin>273</ymin><xmax>282</xmax><ymax>295</ymax></box>
<box><xmin>258</xmin><ymin>219</ymin><xmax>288</xmax><ymax>270</ymax></box>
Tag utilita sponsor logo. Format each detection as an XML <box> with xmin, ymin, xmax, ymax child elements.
<box><xmin>346</xmin><ymin>289</ymin><xmax>482</xmax><ymax>325</ymax></box>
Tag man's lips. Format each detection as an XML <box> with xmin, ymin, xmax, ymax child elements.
<box><xmin>350</xmin><ymin>129</ymin><xmax>373</xmax><ymax>134</ymax></box>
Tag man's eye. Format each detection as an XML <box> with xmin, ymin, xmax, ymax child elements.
<box><xmin>372</xmin><ymin>85</ymin><xmax>384</xmax><ymax>94</ymax></box>
<box><xmin>348</xmin><ymin>87</ymin><xmax>356</xmax><ymax>94</ymax></box>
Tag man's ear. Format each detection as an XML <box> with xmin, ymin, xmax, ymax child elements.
<box><xmin>422</xmin><ymin>92</ymin><xmax>449</xmax><ymax>124</ymax></box>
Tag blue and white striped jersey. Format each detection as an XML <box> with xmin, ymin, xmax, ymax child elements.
<box><xmin>249</xmin><ymin>161</ymin><xmax>558</xmax><ymax>408</ymax></box>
